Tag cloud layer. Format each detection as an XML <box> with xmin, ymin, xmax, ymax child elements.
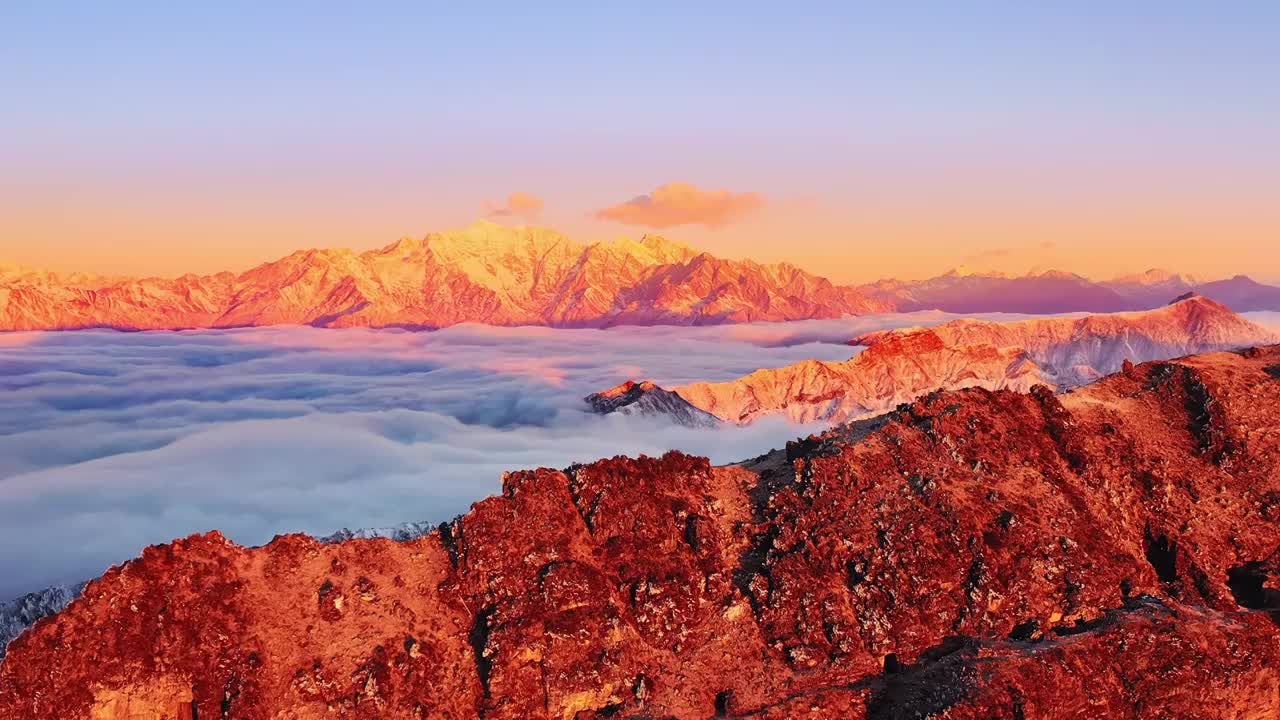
<box><xmin>484</xmin><ymin>191</ymin><xmax>544</xmax><ymax>219</ymax></box>
<box><xmin>0</xmin><ymin>309</ymin><xmax>1169</xmax><ymax>598</ymax></box>
<box><xmin>594</xmin><ymin>182</ymin><xmax>763</xmax><ymax>228</ymax></box>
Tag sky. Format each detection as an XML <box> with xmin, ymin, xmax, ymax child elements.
<box><xmin>2</xmin><ymin>2</ymin><xmax>1277</xmax><ymax>283</ymax></box>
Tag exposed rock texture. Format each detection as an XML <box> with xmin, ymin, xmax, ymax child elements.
<box><xmin>584</xmin><ymin>381</ymin><xmax>721</xmax><ymax>427</ymax></box>
<box><xmin>0</xmin><ymin>582</ymin><xmax>86</xmax><ymax>661</ymax></box>
<box><xmin>0</xmin><ymin>222</ymin><xmax>889</xmax><ymax>331</ymax></box>
<box><xmin>853</xmin><ymin>294</ymin><xmax>1277</xmax><ymax>386</ymax></box>
<box><xmin>676</xmin><ymin>330</ymin><xmax>1045</xmax><ymax>424</ymax></box>
<box><xmin>4</xmin><ymin>346</ymin><xmax>1280</xmax><ymax>718</ymax></box>
<box><xmin>659</xmin><ymin>296</ymin><xmax>1275</xmax><ymax>424</ymax></box>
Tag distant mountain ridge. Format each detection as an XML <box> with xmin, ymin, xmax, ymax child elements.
<box><xmin>858</xmin><ymin>266</ymin><xmax>1280</xmax><ymax>313</ymax></box>
<box><xmin>7</xmin><ymin>225</ymin><xmax>1280</xmax><ymax>332</ymax></box>
<box><xmin>0</xmin><ymin>221</ymin><xmax>890</xmax><ymax>331</ymax></box>
<box><xmin>590</xmin><ymin>296</ymin><xmax>1278</xmax><ymax>425</ymax></box>
<box><xmin>584</xmin><ymin>380</ymin><xmax>721</xmax><ymax>428</ymax></box>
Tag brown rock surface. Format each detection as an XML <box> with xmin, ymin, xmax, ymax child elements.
<box><xmin>4</xmin><ymin>347</ymin><xmax>1280</xmax><ymax>719</ymax></box>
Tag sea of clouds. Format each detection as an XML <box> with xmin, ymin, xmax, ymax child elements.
<box><xmin>3</xmin><ymin>309</ymin><xmax>1273</xmax><ymax>599</ymax></box>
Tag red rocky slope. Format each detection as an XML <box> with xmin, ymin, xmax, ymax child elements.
<box><xmin>4</xmin><ymin>347</ymin><xmax>1280</xmax><ymax>719</ymax></box>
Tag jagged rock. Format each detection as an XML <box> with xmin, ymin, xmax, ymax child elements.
<box><xmin>853</xmin><ymin>295</ymin><xmax>1275</xmax><ymax>382</ymax></box>
<box><xmin>0</xmin><ymin>222</ymin><xmax>890</xmax><ymax>331</ymax></box>
<box><xmin>656</xmin><ymin>296</ymin><xmax>1275</xmax><ymax>424</ymax></box>
<box><xmin>0</xmin><ymin>583</ymin><xmax>86</xmax><ymax>662</ymax></box>
<box><xmin>584</xmin><ymin>380</ymin><xmax>721</xmax><ymax>427</ymax></box>
<box><xmin>3</xmin><ymin>347</ymin><xmax>1280</xmax><ymax>718</ymax></box>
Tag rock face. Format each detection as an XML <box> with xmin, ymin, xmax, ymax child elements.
<box><xmin>0</xmin><ymin>583</ymin><xmax>86</xmax><ymax>662</ymax></box>
<box><xmin>584</xmin><ymin>380</ymin><xmax>721</xmax><ymax>428</ymax></box>
<box><xmin>0</xmin><ymin>523</ymin><xmax>440</xmax><ymax>668</ymax></box>
<box><xmin>853</xmin><ymin>294</ymin><xmax>1278</xmax><ymax>386</ymax></box>
<box><xmin>662</xmin><ymin>296</ymin><xmax>1276</xmax><ymax>424</ymax></box>
<box><xmin>0</xmin><ymin>222</ymin><xmax>890</xmax><ymax>331</ymax></box>
<box><xmin>676</xmin><ymin>330</ymin><xmax>1047</xmax><ymax>424</ymax></box>
<box><xmin>3</xmin><ymin>346</ymin><xmax>1280</xmax><ymax>719</ymax></box>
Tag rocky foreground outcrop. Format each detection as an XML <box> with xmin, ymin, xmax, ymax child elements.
<box><xmin>4</xmin><ymin>347</ymin><xmax>1280</xmax><ymax>718</ymax></box>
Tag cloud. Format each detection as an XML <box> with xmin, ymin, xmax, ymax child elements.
<box><xmin>0</xmin><ymin>310</ymin><xmax>1052</xmax><ymax>598</ymax></box>
<box><xmin>594</xmin><ymin>182</ymin><xmax>764</xmax><ymax>228</ymax></box>
<box><xmin>483</xmin><ymin>191</ymin><xmax>544</xmax><ymax>219</ymax></box>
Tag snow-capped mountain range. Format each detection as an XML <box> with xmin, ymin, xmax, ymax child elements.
<box><xmin>0</xmin><ymin>582</ymin><xmax>87</xmax><ymax>662</ymax></box>
<box><xmin>591</xmin><ymin>296</ymin><xmax>1278</xmax><ymax>425</ymax></box>
<box><xmin>858</xmin><ymin>267</ymin><xmax>1280</xmax><ymax>313</ymax></box>
<box><xmin>0</xmin><ymin>221</ymin><xmax>889</xmax><ymax>331</ymax></box>
<box><xmin>5</xmin><ymin>222</ymin><xmax>1280</xmax><ymax>332</ymax></box>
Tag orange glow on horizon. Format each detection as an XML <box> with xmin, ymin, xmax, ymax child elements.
<box><xmin>2</xmin><ymin>192</ymin><xmax>1277</xmax><ymax>286</ymax></box>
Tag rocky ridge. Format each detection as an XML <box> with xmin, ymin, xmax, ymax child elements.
<box><xmin>584</xmin><ymin>381</ymin><xmax>721</xmax><ymax>428</ymax></box>
<box><xmin>3</xmin><ymin>346</ymin><xmax>1280</xmax><ymax>718</ymax></box>
<box><xmin>858</xmin><ymin>266</ymin><xmax>1280</xmax><ymax>313</ymax></box>
<box><xmin>638</xmin><ymin>296</ymin><xmax>1276</xmax><ymax>424</ymax></box>
<box><xmin>0</xmin><ymin>222</ymin><xmax>889</xmax><ymax>331</ymax></box>
<box><xmin>0</xmin><ymin>583</ymin><xmax>86</xmax><ymax>663</ymax></box>
<box><xmin>851</xmin><ymin>294</ymin><xmax>1276</xmax><ymax>386</ymax></box>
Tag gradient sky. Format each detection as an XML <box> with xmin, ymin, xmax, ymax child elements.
<box><xmin>2</xmin><ymin>2</ymin><xmax>1277</xmax><ymax>283</ymax></box>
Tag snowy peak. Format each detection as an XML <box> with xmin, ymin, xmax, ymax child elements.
<box><xmin>855</xmin><ymin>298</ymin><xmax>1274</xmax><ymax>386</ymax></box>
<box><xmin>0</xmin><ymin>223</ymin><xmax>889</xmax><ymax>331</ymax></box>
<box><xmin>632</xmin><ymin>300</ymin><xmax>1277</xmax><ymax>426</ymax></box>
<box><xmin>585</xmin><ymin>380</ymin><xmax>721</xmax><ymax>428</ymax></box>
<box><xmin>860</xmin><ymin>267</ymin><xmax>1280</xmax><ymax>314</ymax></box>
<box><xmin>1112</xmin><ymin>268</ymin><xmax>1199</xmax><ymax>286</ymax></box>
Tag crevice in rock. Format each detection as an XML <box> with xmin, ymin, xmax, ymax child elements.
<box><xmin>593</xmin><ymin>701</ymin><xmax>624</xmax><ymax>717</ymax></box>
<box><xmin>437</xmin><ymin>517</ymin><xmax>463</xmax><ymax>569</ymax></box>
<box><xmin>1008</xmin><ymin>619</ymin><xmax>1039</xmax><ymax>642</ymax></box>
<box><xmin>715</xmin><ymin>690</ymin><xmax>735</xmax><ymax>716</ymax></box>
<box><xmin>733</xmin><ymin>524</ymin><xmax>779</xmax><ymax>616</ymax></box>
<box><xmin>562</xmin><ymin>464</ymin><xmax>606</xmax><ymax>534</ymax></box>
<box><xmin>863</xmin><ymin>638</ymin><xmax>975</xmax><ymax>720</ymax></box>
<box><xmin>683</xmin><ymin>513</ymin><xmax>701</xmax><ymax>552</ymax></box>
<box><xmin>846</xmin><ymin>559</ymin><xmax>868</xmax><ymax>590</ymax></box>
<box><xmin>1227</xmin><ymin>562</ymin><xmax>1280</xmax><ymax>613</ymax></box>
<box><xmin>1144</xmin><ymin>527</ymin><xmax>1178</xmax><ymax>584</ymax></box>
<box><xmin>1179</xmin><ymin>366</ymin><xmax>1235</xmax><ymax>465</ymax></box>
<box><xmin>1031</xmin><ymin>385</ymin><xmax>1087</xmax><ymax>473</ymax></box>
<box><xmin>469</xmin><ymin>605</ymin><xmax>496</xmax><ymax>699</ymax></box>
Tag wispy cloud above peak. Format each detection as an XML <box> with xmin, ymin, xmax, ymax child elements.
<box><xmin>594</xmin><ymin>182</ymin><xmax>764</xmax><ymax>229</ymax></box>
<box><xmin>484</xmin><ymin>192</ymin><xmax>544</xmax><ymax>219</ymax></box>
